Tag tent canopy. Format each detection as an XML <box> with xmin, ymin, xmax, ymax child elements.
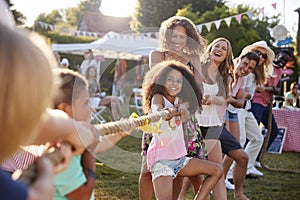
<box><xmin>51</xmin><ymin>31</ymin><xmax>158</xmax><ymax>60</ymax></box>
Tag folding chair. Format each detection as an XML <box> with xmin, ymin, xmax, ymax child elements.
<box><xmin>90</xmin><ymin>97</ymin><xmax>107</xmax><ymax>124</ymax></box>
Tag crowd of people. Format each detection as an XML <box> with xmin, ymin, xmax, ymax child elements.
<box><xmin>0</xmin><ymin>2</ymin><xmax>298</xmax><ymax>199</ymax></box>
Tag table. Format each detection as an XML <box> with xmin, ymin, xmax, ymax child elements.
<box><xmin>272</xmin><ymin>109</ymin><xmax>300</xmax><ymax>152</ymax></box>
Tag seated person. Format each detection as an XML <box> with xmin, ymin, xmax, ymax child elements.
<box><xmin>285</xmin><ymin>82</ymin><xmax>300</xmax><ymax>108</ymax></box>
<box><xmin>86</xmin><ymin>66</ymin><xmax>125</xmax><ymax>120</ymax></box>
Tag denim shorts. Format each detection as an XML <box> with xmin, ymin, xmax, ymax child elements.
<box><xmin>200</xmin><ymin>125</ymin><xmax>242</xmax><ymax>156</ymax></box>
<box><xmin>150</xmin><ymin>157</ymin><xmax>192</xmax><ymax>181</ymax></box>
<box><xmin>225</xmin><ymin>110</ymin><xmax>239</xmax><ymax>122</ymax></box>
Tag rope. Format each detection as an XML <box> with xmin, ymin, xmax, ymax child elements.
<box><xmin>13</xmin><ymin>108</ymin><xmax>178</xmax><ymax>184</ymax></box>
<box><xmin>259</xmin><ymin>95</ymin><xmax>300</xmax><ymax>174</ymax></box>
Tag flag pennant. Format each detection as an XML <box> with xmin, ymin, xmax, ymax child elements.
<box><xmin>259</xmin><ymin>7</ymin><xmax>265</xmax><ymax>15</ymax></box>
<box><xmin>235</xmin><ymin>14</ymin><xmax>242</xmax><ymax>24</ymax></box>
<box><xmin>214</xmin><ymin>19</ymin><xmax>222</xmax><ymax>30</ymax></box>
<box><xmin>246</xmin><ymin>11</ymin><xmax>254</xmax><ymax>18</ymax></box>
<box><xmin>205</xmin><ymin>23</ymin><xmax>212</xmax><ymax>32</ymax></box>
<box><xmin>271</xmin><ymin>3</ymin><xmax>277</xmax><ymax>10</ymax></box>
<box><xmin>224</xmin><ymin>17</ymin><xmax>232</xmax><ymax>27</ymax></box>
<box><xmin>196</xmin><ymin>24</ymin><xmax>202</xmax><ymax>33</ymax></box>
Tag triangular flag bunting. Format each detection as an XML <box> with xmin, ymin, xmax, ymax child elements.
<box><xmin>196</xmin><ymin>24</ymin><xmax>202</xmax><ymax>33</ymax></box>
<box><xmin>271</xmin><ymin>3</ymin><xmax>277</xmax><ymax>10</ymax></box>
<box><xmin>214</xmin><ymin>19</ymin><xmax>222</xmax><ymax>30</ymax></box>
<box><xmin>246</xmin><ymin>11</ymin><xmax>254</xmax><ymax>18</ymax></box>
<box><xmin>259</xmin><ymin>7</ymin><xmax>265</xmax><ymax>15</ymax></box>
<box><xmin>224</xmin><ymin>17</ymin><xmax>232</xmax><ymax>27</ymax></box>
<box><xmin>235</xmin><ymin>14</ymin><xmax>242</xmax><ymax>24</ymax></box>
<box><xmin>205</xmin><ymin>23</ymin><xmax>212</xmax><ymax>32</ymax></box>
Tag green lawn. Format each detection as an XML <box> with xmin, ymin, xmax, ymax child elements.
<box><xmin>94</xmin><ymin>130</ymin><xmax>300</xmax><ymax>200</ymax></box>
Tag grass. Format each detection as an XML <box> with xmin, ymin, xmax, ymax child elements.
<box><xmin>94</xmin><ymin>130</ymin><xmax>300</xmax><ymax>200</ymax></box>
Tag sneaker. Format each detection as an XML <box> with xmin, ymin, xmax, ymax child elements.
<box><xmin>225</xmin><ymin>179</ymin><xmax>235</xmax><ymax>190</ymax></box>
<box><xmin>246</xmin><ymin>166</ymin><xmax>263</xmax><ymax>177</ymax></box>
<box><xmin>254</xmin><ymin>161</ymin><xmax>262</xmax><ymax>168</ymax></box>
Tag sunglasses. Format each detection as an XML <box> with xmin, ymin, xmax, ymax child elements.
<box><xmin>254</xmin><ymin>50</ymin><xmax>268</xmax><ymax>59</ymax></box>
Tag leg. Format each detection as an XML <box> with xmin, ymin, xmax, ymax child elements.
<box><xmin>244</xmin><ymin>112</ymin><xmax>264</xmax><ymax>170</ymax></box>
<box><xmin>178</xmin><ymin>175</ymin><xmax>203</xmax><ymax>200</ymax></box>
<box><xmin>153</xmin><ymin>176</ymin><xmax>173</xmax><ymax>200</ymax></box>
<box><xmin>100</xmin><ymin>96</ymin><xmax>124</xmax><ymax>120</ymax></box>
<box><xmin>228</xmin><ymin>149</ymin><xmax>249</xmax><ymax>200</ymax></box>
<box><xmin>203</xmin><ymin>139</ymin><xmax>227</xmax><ymax>200</ymax></box>
<box><xmin>138</xmin><ymin>156</ymin><xmax>154</xmax><ymax>200</ymax></box>
<box><xmin>178</xmin><ymin>158</ymin><xmax>222</xmax><ymax>200</ymax></box>
<box><xmin>172</xmin><ymin>176</ymin><xmax>184</xmax><ymax>200</ymax></box>
<box><xmin>178</xmin><ymin>177</ymin><xmax>191</xmax><ymax>200</ymax></box>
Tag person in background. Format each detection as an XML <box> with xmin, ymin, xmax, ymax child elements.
<box><xmin>244</xmin><ymin>41</ymin><xmax>279</xmax><ymax>168</ymax></box>
<box><xmin>61</xmin><ymin>58</ymin><xmax>70</xmax><ymax>68</ymax></box>
<box><xmin>284</xmin><ymin>82</ymin><xmax>300</xmax><ymax>108</ymax></box>
<box><xmin>80</xmin><ymin>49</ymin><xmax>99</xmax><ymax>80</ymax></box>
<box><xmin>112</xmin><ymin>58</ymin><xmax>127</xmax><ymax>97</ymax></box>
<box><xmin>86</xmin><ymin>66</ymin><xmax>125</xmax><ymax>121</ymax></box>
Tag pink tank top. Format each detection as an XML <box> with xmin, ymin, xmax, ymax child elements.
<box><xmin>147</xmin><ymin>96</ymin><xmax>187</xmax><ymax>169</ymax></box>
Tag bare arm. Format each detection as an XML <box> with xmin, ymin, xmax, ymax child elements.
<box><xmin>33</xmin><ymin>109</ymin><xmax>95</xmax><ymax>155</ymax></box>
<box><xmin>149</xmin><ymin>50</ymin><xmax>164</xmax><ymax>68</ymax></box>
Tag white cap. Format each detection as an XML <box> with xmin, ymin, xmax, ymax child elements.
<box><xmin>61</xmin><ymin>58</ymin><xmax>69</xmax><ymax>66</ymax></box>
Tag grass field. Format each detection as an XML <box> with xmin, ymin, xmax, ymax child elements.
<box><xmin>94</xmin><ymin>130</ymin><xmax>300</xmax><ymax>200</ymax></box>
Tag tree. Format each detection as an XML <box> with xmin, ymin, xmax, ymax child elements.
<box><xmin>130</xmin><ymin>0</ymin><xmax>224</xmax><ymax>30</ymax></box>
<box><xmin>177</xmin><ymin>4</ymin><xmax>279</xmax><ymax>56</ymax></box>
<box><xmin>5</xmin><ymin>0</ymin><xmax>26</xmax><ymax>25</ymax></box>
<box><xmin>78</xmin><ymin>0</ymin><xmax>102</xmax><ymax>11</ymax></box>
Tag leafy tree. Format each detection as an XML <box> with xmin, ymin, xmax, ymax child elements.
<box><xmin>5</xmin><ymin>0</ymin><xmax>26</xmax><ymax>25</ymax></box>
<box><xmin>65</xmin><ymin>7</ymin><xmax>81</xmax><ymax>27</ymax></box>
<box><xmin>177</xmin><ymin>4</ymin><xmax>279</xmax><ymax>56</ymax></box>
<box><xmin>78</xmin><ymin>0</ymin><xmax>102</xmax><ymax>11</ymax></box>
<box><xmin>130</xmin><ymin>0</ymin><xmax>224</xmax><ymax>30</ymax></box>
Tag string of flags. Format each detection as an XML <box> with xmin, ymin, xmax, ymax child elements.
<box><xmin>35</xmin><ymin>3</ymin><xmax>277</xmax><ymax>38</ymax></box>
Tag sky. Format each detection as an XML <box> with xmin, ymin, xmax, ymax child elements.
<box><xmin>10</xmin><ymin>0</ymin><xmax>300</xmax><ymax>38</ymax></box>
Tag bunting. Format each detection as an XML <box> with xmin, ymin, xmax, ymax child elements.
<box><xmin>35</xmin><ymin>3</ymin><xmax>277</xmax><ymax>36</ymax></box>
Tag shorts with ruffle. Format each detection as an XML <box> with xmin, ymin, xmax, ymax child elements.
<box><xmin>150</xmin><ymin>156</ymin><xmax>192</xmax><ymax>181</ymax></box>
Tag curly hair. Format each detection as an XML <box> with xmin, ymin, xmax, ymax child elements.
<box><xmin>158</xmin><ymin>16</ymin><xmax>207</xmax><ymax>56</ymax></box>
<box><xmin>201</xmin><ymin>38</ymin><xmax>234</xmax><ymax>97</ymax></box>
<box><xmin>142</xmin><ymin>60</ymin><xmax>202</xmax><ymax>114</ymax></box>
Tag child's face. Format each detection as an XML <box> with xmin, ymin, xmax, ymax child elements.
<box><xmin>68</xmin><ymin>88</ymin><xmax>93</xmax><ymax>122</ymax></box>
<box><xmin>165</xmin><ymin>69</ymin><xmax>183</xmax><ymax>96</ymax></box>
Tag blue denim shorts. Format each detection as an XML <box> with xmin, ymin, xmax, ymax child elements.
<box><xmin>225</xmin><ymin>110</ymin><xmax>239</xmax><ymax>122</ymax></box>
<box><xmin>150</xmin><ymin>157</ymin><xmax>192</xmax><ymax>181</ymax></box>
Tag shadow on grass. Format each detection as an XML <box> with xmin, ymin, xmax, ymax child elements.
<box><xmin>95</xmin><ymin>133</ymin><xmax>300</xmax><ymax>200</ymax></box>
